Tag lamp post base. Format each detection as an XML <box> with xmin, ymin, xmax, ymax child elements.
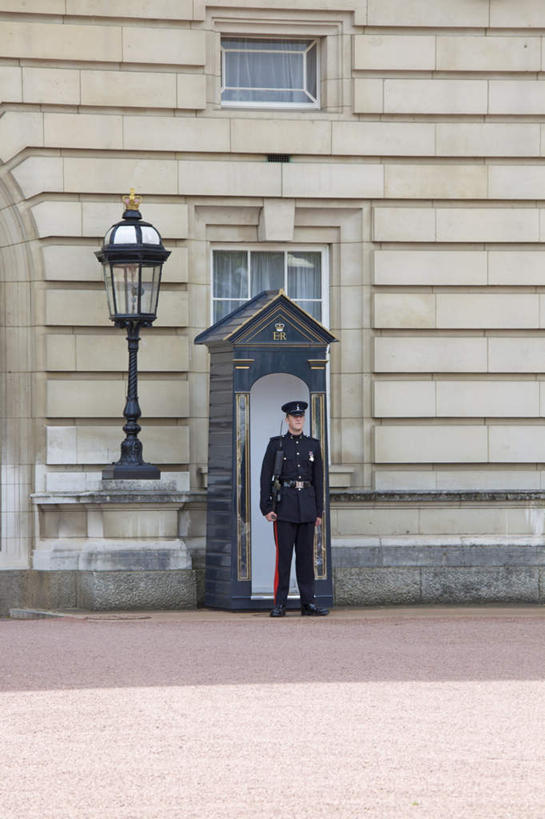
<box><xmin>102</xmin><ymin>463</ymin><xmax>161</xmax><ymax>480</ymax></box>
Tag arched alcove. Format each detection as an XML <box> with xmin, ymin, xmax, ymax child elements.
<box><xmin>0</xmin><ymin>172</ymin><xmax>38</xmax><ymax>570</ymax></box>
<box><xmin>249</xmin><ymin>372</ymin><xmax>310</xmax><ymax>596</ymax></box>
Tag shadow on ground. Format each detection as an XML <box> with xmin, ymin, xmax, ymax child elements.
<box><xmin>1</xmin><ymin>608</ymin><xmax>545</xmax><ymax>691</ymax></box>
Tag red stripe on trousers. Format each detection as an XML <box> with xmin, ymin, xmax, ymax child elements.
<box><xmin>273</xmin><ymin>520</ymin><xmax>280</xmax><ymax>603</ymax></box>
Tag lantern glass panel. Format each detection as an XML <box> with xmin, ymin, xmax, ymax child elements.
<box><xmin>112</xmin><ymin>263</ymin><xmax>141</xmax><ymax>316</ymax></box>
<box><xmin>113</xmin><ymin>225</ymin><xmax>138</xmax><ymax>244</ymax></box>
<box><xmin>103</xmin><ymin>264</ymin><xmax>116</xmax><ymax>317</ymax></box>
<box><xmin>141</xmin><ymin>226</ymin><xmax>161</xmax><ymax>245</ymax></box>
<box><xmin>140</xmin><ymin>264</ymin><xmax>162</xmax><ymax>315</ymax></box>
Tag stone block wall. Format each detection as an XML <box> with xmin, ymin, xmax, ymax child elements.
<box><xmin>1</xmin><ymin>0</ymin><xmax>545</xmax><ymax>605</ymax></box>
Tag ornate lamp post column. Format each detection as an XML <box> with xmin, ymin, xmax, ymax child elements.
<box><xmin>95</xmin><ymin>190</ymin><xmax>170</xmax><ymax>479</ymax></box>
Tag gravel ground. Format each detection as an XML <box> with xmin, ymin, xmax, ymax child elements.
<box><xmin>1</xmin><ymin>606</ymin><xmax>545</xmax><ymax>819</ymax></box>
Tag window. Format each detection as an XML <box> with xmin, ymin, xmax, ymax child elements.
<box><xmin>221</xmin><ymin>38</ymin><xmax>319</xmax><ymax>108</ymax></box>
<box><xmin>212</xmin><ymin>248</ymin><xmax>327</xmax><ymax>323</ymax></box>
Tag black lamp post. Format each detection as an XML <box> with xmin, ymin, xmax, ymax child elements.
<box><xmin>96</xmin><ymin>190</ymin><xmax>170</xmax><ymax>480</ymax></box>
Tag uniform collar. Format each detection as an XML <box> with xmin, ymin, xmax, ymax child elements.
<box><xmin>286</xmin><ymin>432</ymin><xmax>304</xmax><ymax>440</ymax></box>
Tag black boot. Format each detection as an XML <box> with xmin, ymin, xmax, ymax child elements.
<box><xmin>301</xmin><ymin>602</ymin><xmax>329</xmax><ymax>617</ymax></box>
<box><xmin>270</xmin><ymin>604</ymin><xmax>286</xmax><ymax>617</ymax></box>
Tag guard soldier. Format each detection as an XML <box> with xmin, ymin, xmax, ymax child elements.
<box><xmin>260</xmin><ymin>400</ymin><xmax>329</xmax><ymax>617</ymax></box>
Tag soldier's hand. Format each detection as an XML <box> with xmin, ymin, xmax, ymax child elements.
<box><xmin>315</xmin><ymin>517</ymin><xmax>322</xmax><ymax>526</ymax></box>
<box><xmin>265</xmin><ymin>512</ymin><xmax>277</xmax><ymax>522</ymax></box>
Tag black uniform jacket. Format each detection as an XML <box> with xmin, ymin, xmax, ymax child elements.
<box><xmin>260</xmin><ymin>432</ymin><xmax>324</xmax><ymax>523</ymax></box>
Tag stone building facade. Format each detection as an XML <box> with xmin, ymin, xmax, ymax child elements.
<box><xmin>2</xmin><ymin>0</ymin><xmax>545</xmax><ymax>611</ymax></box>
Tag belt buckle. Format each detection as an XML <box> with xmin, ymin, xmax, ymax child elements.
<box><xmin>295</xmin><ymin>480</ymin><xmax>304</xmax><ymax>490</ymax></box>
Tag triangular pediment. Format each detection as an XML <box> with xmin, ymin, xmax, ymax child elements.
<box><xmin>195</xmin><ymin>290</ymin><xmax>337</xmax><ymax>348</ymax></box>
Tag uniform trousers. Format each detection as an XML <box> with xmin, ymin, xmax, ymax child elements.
<box><xmin>273</xmin><ymin>519</ymin><xmax>315</xmax><ymax>607</ymax></box>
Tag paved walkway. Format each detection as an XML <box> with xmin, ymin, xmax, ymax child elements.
<box><xmin>2</xmin><ymin>606</ymin><xmax>545</xmax><ymax>818</ymax></box>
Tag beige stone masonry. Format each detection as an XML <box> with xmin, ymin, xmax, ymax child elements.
<box><xmin>490</xmin><ymin>0</ymin><xmax>545</xmax><ymax>29</ymax></box>
<box><xmin>374</xmin><ymin>294</ymin><xmax>435</xmax><ymax>329</ymax></box>
<box><xmin>283</xmin><ymin>163</ymin><xmax>383</xmax><ymax>199</ymax></box>
<box><xmin>122</xmin><ymin>28</ymin><xmax>205</xmax><ymax>66</ymax></box>
<box><xmin>32</xmin><ymin>202</ymin><xmax>83</xmax><ymax>239</ymax></box>
<box><xmin>436</xmin><ymin>124</ymin><xmax>540</xmax><ymax>158</ymax></box>
<box><xmin>333</xmin><ymin>122</ymin><xmax>434</xmax><ymax>158</ymax></box>
<box><xmin>47</xmin><ymin>378</ymin><xmax>188</xmax><ymax>418</ymax></box>
<box><xmin>436</xmin><ymin>471</ymin><xmax>541</xmax><ymax>491</ymax></box>
<box><xmin>374</xmin><ymin>470</ymin><xmax>544</xmax><ymax>492</ymax></box>
<box><xmin>374</xmin><ymin>337</ymin><xmax>488</xmax><ymax>374</ymax></box>
<box><xmin>436</xmin><ymin>209</ymin><xmax>540</xmax><ymax>243</ymax></box>
<box><xmin>367</xmin><ymin>0</ymin><xmax>489</xmax><ymax>27</ymax></box>
<box><xmin>376</xmin><ymin>293</ymin><xmax>540</xmax><ymax>331</ymax></box>
<box><xmin>353</xmin><ymin>79</ymin><xmax>383</xmax><ymax>114</ymax></box>
<box><xmin>0</xmin><ymin>112</ymin><xmax>43</xmax><ymax>163</ymax></box>
<box><xmin>489</xmin><ymin>251</ymin><xmax>545</xmax><ymax>285</ymax></box>
<box><xmin>437</xmin><ymin>36</ymin><xmax>540</xmax><ymax>72</ymax></box>
<box><xmin>0</xmin><ymin>67</ymin><xmax>21</xmax><ymax>104</ymax></box>
<box><xmin>330</xmin><ymin>507</ymin><xmax>420</xmax><ymax>537</ymax></box>
<box><xmin>65</xmin><ymin>0</ymin><xmax>196</xmax><ymax>20</ymax></box>
<box><xmin>374</xmin><ymin>381</ymin><xmax>436</xmax><ymax>418</ymax></box>
<box><xmin>177</xmin><ymin>75</ymin><xmax>207</xmax><ymax>110</ymax></box>
<box><xmin>417</xmin><ymin>507</ymin><xmax>537</xmax><ymax>537</ymax></box>
<box><xmin>64</xmin><ymin>158</ymin><xmax>179</xmax><ymax>196</ymax></box>
<box><xmin>258</xmin><ymin>200</ymin><xmax>295</xmax><ymax>242</ymax></box>
<box><xmin>0</xmin><ymin>1</ymin><xmax>64</xmax><ymax>10</ymax></box>
<box><xmin>76</xmin><ymin>334</ymin><xmax>188</xmax><ymax>372</ymax></box>
<box><xmin>178</xmin><ymin>161</ymin><xmax>281</xmax><ymax>197</ymax></box>
<box><xmin>12</xmin><ymin>158</ymin><xmax>63</xmax><ymax>200</ymax></box>
<box><xmin>489</xmin><ymin>166</ymin><xmax>545</xmax><ymax>200</ymax></box>
<box><xmin>374</xmin><ymin>251</ymin><xmax>487</xmax><ymax>286</ymax></box>
<box><xmin>230</xmin><ymin>119</ymin><xmax>331</xmax><ymax>156</ymax></box>
<box><xmin>23</xmin><ymin>67</ymin><xmax>80</xmax><ymax>105</ymax></box>
<box><xmin>375</xmin><ymin>425</ymin><xmax>488</xmax><ymax>464</ymax></box>
<box><xmin>353</xmin><ymin>35</ymin><xmax>435</xmax><ymax>71</ymax></box>
<box><xmin>374</xmin><ymin>207</ymin><xmax>542</xmax><ymax>244</ymax></box>
<box><xmin>45</xmin><ymin>334</ymin><xmax>188</xmax><ymax>372</ymax></box>
<box><xmin>44</xmin><ymin>114</ymin><xmax>123</xmax><ymax>151</ymax></box>
<box><xmin>490</xmin><ymin>81</ymin><xmax>545</xmax><ymax>115</ymax></box>
<box><xmin>376</xmin><ymin>380</ymin><xmax>541</xmax><ymax>419</ymax></box>
<box><xmin>489</xmin><ymin>427</ymin><xmax>545</xmax><ymax>463</ymax></box>
<box><xmin>45</xmin><ymin>290</ymin><xmax>111</xmax><ymax>328</ymax></box>
<box><xmin>81</xmin><ymin>70</ymin><xmax>177</xmax><ymax>109</ymax></box>
<box><xmin>45</xmin><ymin>336</ymin><xmax>76</xmax><ymax>372</ymax></box>
<box><xmin>384</xmin><ymin>80</ymin><xmax>488</xmax><ymax>115</ymax></box>
<box><xmin>124</xmin><ymin>117</ymin><xmax>229</xmax><ymax>153</ymax></box>
<box><xmin>45</xmin><ymin>289</ymin><xmax>188</xmax><ymax>328</ymax></box>
<box><xmin>436</xmin><ymin>294</ymin><xmax>539</xmax><ymax>330</ymax></box>
<box><xmin>46</xmin><ymin>425</ymin><xmax>189</xmax><ymax>465</ymax></box>
<box><xmin>384</xmin><ymin>164</ymin><xmax>487</xmax><ymax>200</ymax></box>
<box><xmin>488</xmin><ymin>339</ymin><xmax>545</xmax><ymax>373</ymax></box>
<box><xmin>374</xmin><ymin>470</ymin><xmax>436</xmax><ymax>492</ymax></box>
<box><xmin>373</xmin><ymin>208</ymin><xmax>435</xmax><ymax>242</ymax></box>
<box><xmin>438</xmin><ymin>382</ymin><xmax>540</xmax><ymax>419</ymax></box>
<box><xmin>1</xmin><ymin>21</ymin><xmax>123</xmax><ymax>62</ymax></box>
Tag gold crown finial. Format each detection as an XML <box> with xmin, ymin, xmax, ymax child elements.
<box><xmin>122</xmin><ymin>188</ymin><xmax>142</xmax><ymax>211</ymax></box>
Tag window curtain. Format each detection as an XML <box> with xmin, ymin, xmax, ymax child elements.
<box><xmin>287</xmin><ymin>251</ymin><xmax>322</xmax><ymax>319</ymax></box>
<box><xmin>223</xmin><ymin>39</ymin><xmax>309</xmax><ymax>103</ymax></box>
<box><xmin>250</xmin><ymin>252</ymin><xmax>284</xmax><ymax>295</ymax></box>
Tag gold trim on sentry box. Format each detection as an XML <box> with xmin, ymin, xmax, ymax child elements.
<box><xmin>311</xmin><ymin>392</ymin><xmax>327</xmax><ymax>581</ymax></box>
<box><xmin>235</xmin><ymin>392</ymin><xmax>251</xmax><ymax>582</ymax></box>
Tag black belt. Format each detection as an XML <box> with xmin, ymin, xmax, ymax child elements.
<box><xmin>280</xmin><ymin>480</ymin><xmax>312</xmax><ymax>489</ymax></box>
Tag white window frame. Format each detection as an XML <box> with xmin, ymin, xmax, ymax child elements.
<box><xmin>220</xmin><ymin>36</ymin><xmax>320</xmax><ymax>110</ymax></box>
<box><xmin>210</xmin><ymin>245</ymin><xmax>329</xmax><ymax>326</ymax></box>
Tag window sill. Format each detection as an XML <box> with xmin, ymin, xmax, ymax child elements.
<box><xmin>221</xmin><ymin>101</ymin><xmax>321</xmax><ymax>111</ymax></box>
